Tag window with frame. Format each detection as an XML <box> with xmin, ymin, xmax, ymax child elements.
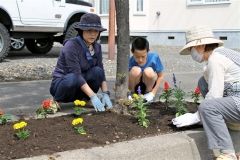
<box><xmin>134</xmin><ymin>0</ymin><xmax>145</xmax><ymax>15</ymax></box>
<box><xmin>187</xmin><ymin>0</ymin><xmax>230</xmax><ymax>5</ymax></box>
<box><xmin>99</xmin><ymin>0</ymin><xmax>109</xmax><ymax>15</ymax></box>
<box><xmin>137</xmin><ymin>0</ymin><xmax>143</xmax><ymax>12</ymax></box>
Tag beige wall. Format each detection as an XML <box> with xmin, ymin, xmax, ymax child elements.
<box><xmin>97</xmin><ymin>0</ymin><xmax>240</xmax><ymax>32</ymax></box>
<box><xmin>144</xmin><ymin>0</ymin><xmax>240</xmax><ymax>31</ymax></box>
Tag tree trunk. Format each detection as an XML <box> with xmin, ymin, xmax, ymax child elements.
<box><xmin>114</xmin><ymin>0</ymin><xmax>130</xmax><ymax>101</ymax></box>
<box><xmin>108</xmin><ymin>0</ymin><xmax>115</xmax><ymax>60</ymax></box>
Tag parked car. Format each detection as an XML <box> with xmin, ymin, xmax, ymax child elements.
<box><xmin>0</xmin><ymin>0</ymin><xmax>94</xmax><ymax>61</ymax></box>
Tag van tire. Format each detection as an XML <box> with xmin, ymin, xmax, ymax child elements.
<box><xmin>25</xmin><ymin>38</ymin><xmax>53</xmax><ymax>54</ymax></box>
<box><xmin>0</xmin><ymin>23</ymin><xmax>10</xmax><ymax>62</ymax></box>
<box><xmin>64</xmin><ymin>22</ymin><xmax>79</xmax><ymax>41</ymax></box>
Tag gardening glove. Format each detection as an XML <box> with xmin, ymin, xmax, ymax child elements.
<box><xmin>128</xmin><ymin>95</ymin><xmax>133</xmax><ymax>100</ymax></box>
<box><xmin>127</xmin><ymin>91</ymin><xmax>133</xmax><ymax>100</ymax></box>
<box><xmin>172</xmin><ymin>111</ymin><xmax>201</xmax><ymax>128</ymax></box>
<box><xmin>101</xmin><ymin>92</ymin><xmax>113</xmax><ymax>109</ymax></box>
<box><xmin>90</xmin><ymin>94</ymin><xmax>105</xmax><ymax>112</ymax></box>
<box><xmin>143</xmin><ymin>92</ymin><xmax>155</xmax><ymax>102</ymax></box>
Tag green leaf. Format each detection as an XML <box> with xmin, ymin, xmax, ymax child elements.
<box><xmin>15</xmin><ymin>130</ymin><xmax>30</xmax><ymax>140</ymax></box>
<box><xmin>74</xmin><ymin>126</ymin><xmax>86</xmax><ymax>135</ymax></box>
<box><xmin>0</xmin><ymin>114</ymin><xmax>13</xmax><ymax>124</ymax></box>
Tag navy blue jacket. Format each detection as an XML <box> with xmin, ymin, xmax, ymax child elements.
<box><xmin>52</xmin><ymin>36</ymin><xmax>106</xmax><ymax>86</ymax></box>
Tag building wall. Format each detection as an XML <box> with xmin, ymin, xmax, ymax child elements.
<box><xmin>95</xmin><ymin>0</ymin><xmax>240</xmax><ymax>48</ymax></box>
<box><xmin>146</xmin><ymin>31</ymin><xmax>240</xmax><ymax>48</ymax></box>
<box><xmin>137</xmin><ymin>0</ymin><xmax>240</xmax><ymax>31</ymax></box>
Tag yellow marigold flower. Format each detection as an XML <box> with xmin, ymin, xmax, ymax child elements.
<box><xmin>13</xmin><ymin>121</ymin><xmax>27</xmax><ymax>130</ymax></box>
<box><xmin>132</xmin><ymin>93</ymin><xmax>139</xmax><ymax>99</ymax></box>
<box><xmin>13</xmin><ymin>123</ymin><xmax>20</xmax><ymax>130</ymax></box>
<box><xmin>72</xmin><ymin>118</ymin><xmax>83</xmax><ymax>126</ymax></box>
<box><xmin>79</xmin><ymin>101</ymin><xmax>86</xmax><ymax>106</ymax></box>
<box><xmin>19</xmin><ymin>121</ymin><xmax>27</xmax><ymax>128</ymax></box>
<box><xmin>74</xmin><ymin>100</ymin><xmax>81</xmax><ymax>106</ymax></box>
<box><xmin>74</xmin><ymin>100</ymin><xmax>86</xmax><ymax>107</ymax></box>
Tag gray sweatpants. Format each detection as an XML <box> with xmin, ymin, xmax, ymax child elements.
<box><xmin>198</xmin><ymin>77</ymin><xmax>240</xmax><ymax>151</ymax></box>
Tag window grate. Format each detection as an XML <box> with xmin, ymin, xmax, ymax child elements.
<box><xmin>219</xmin><ymin>36</ymin><xmax>228</xmax><ymax>40</ymax></box>
<box><xmin>187</xmin><ymin>0</ymin><xmax>230</xmax><ymax>5</ymax></box>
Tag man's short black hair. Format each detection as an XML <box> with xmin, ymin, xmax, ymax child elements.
<box><xmin>131</xmin><ymin>37</ymin><xmax>149</xmax><ymax>53</ymax></box>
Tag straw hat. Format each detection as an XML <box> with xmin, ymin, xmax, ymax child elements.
<box><xmin>74</xmin><ymin>13</ymin><xmax>106</xmax><ymax>32</ymax></box>
<box><xmin>179</xmin><ymin>26</ymin><xmax>224</xmax><ymax>55</ymax></box>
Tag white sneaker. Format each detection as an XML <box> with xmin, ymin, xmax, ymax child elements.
<box><xmin>216</xmin><ymin>153</ymin><xmax>237</xmax><ymax>160</ymax></box>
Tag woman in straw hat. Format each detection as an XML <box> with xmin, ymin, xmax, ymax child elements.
<box><xmin>50</xmin><ymin>13</ymin><xmax>112</xmax><ymax>112</ymax></box>
<box><xmin>172</xmin><ymin>26</ymin><xmax>240</xmax><ymax>160</ymax></box>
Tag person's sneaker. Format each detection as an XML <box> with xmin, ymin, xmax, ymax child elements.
<box><xmin>216</xmin><ymin>153</ymin><xmax>238</xmax><ymax>160</ymax></box>
<box><xmin>236</xmin><ymin>153</ymin><xmax>240</xmax><ymax>160</ymax></box>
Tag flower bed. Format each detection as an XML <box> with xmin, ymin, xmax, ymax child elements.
<box><xmin>0</xmin><ymin>102</ymin><xmax>200</xmax><ymax>160</ymax></box>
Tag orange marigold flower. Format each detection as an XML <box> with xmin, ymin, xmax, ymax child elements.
<box><xmin>42</xmin><ymin>99</ymin><xmax>52</xmax><ymax>109</ymax></box>
<box><xmin>0</xmin><ymin>109</ymin><xmax>4</xmax><ymax>116</ymax></box>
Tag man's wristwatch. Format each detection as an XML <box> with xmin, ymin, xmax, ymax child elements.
<box><xmin>103</xmin><ymin>91</ymin><xmax>110</xmax><ymax>96</ymax></box>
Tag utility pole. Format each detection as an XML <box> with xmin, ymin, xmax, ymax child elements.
<box><xmin>108</xmin><ymin>0</ymin><xmax>115</xmax><ymax>60</ymax></box>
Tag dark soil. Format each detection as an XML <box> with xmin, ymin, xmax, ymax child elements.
<box><xmin>0</xmin><ymin>102</ymin><xmax>201</xmax><ymax>160</ymax></box>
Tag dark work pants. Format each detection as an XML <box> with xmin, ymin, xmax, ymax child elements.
<box><xmin>50</xmin><ymin>66</ymin><xmax>105</xmax><ymax>102</ymax></box>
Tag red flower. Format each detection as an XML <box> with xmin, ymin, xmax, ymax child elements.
<box><xmin>0</xmin><ymin>109</ymin><xmax>4</xmax><ymax>116</ymax></box>
<box><xmin>164</xmin><ymin>81</ymin><xmax>170</xmax><ymax>91</ymax></box>
<box><xmin>194</xmin><ymin>87</ymin><xmax>201</xmax><ymax>95</ymax></box>
<box><xmin>42</xmin><ymin>99</ymin><xmax>51</xmax><ymax>109</ymax></box>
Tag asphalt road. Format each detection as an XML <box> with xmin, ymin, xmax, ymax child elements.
<box><xmin>1</xmin><ymin>44</ymin><xmax>203</xmax><ymax>116</ymax></box>
<box><xmin>0</xmin><ymin>72</ymin><xmax>202</xmax><ymax>116</ymax></box>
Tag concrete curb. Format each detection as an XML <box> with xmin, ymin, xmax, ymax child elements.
<box><xmin>17</xmin><ymin>129</ymin><xmax>240</xmax><ymax>160</ymax></box>
<box><xmin>18</xmin><ymin>132</ymin><xmax>202</xmax><ymax>160</ymax></box>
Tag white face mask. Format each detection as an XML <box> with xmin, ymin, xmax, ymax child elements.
<box><xmin>190</xmin><ymin>48</ymin><xmax>204</xmax><ymax>63</ymax></box>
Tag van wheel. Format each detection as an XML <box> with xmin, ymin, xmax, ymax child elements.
<box><xmin>0</xmin><ymin>23</ymin><xmax>10</xmax><ymax>62</ymax></box>
<box><xmin>25</xmin><ymin>38</ymin><xmax>53</xmax><ymax>54</ymax></box>
<box><xmin>10</xmin><ymin>38</ymin><xmax>25</xmax><ymax>51</ymax></box>
<box><xmin>64</xmin><ymin>22</ymin><xmax>79</xmax><ymax>41</ymax></box>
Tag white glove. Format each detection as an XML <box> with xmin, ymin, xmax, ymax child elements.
<box><xmin>172</xmin><ymin>111</ymin><xmax>201</xmax><ymax>128</ymax></box>
<box><xmin>128</xmin><ymin>95</ymin><xmax>133</xmax><ymax>100</ymax></box>
<box><xmin>143</xmin><ymin>92</ymin><xmax>155</xmax><ymax>102</ymax></box>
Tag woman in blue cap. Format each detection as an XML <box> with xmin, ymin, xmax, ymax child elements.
<box><xmin>50</xmin><ymin>13</ymin><xmax>112</xmax><ymax>112</ymax></box>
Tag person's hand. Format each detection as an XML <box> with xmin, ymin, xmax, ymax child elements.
<box><xmin>143</xmin><ymin>92</ymin><xmax>155</xmax><ymax>102</ymax></box>
<box><xmin>90</xmin><ymin>95</ymin><xmax>105</xmax><ymax>112</ymax></box>
<box><xmin>172</xmin><ymin>111</ymin><xmax>200</xmax><ymax>128</ymax></box>
<box><xmin>101</xmin><ymin>93</ymin><xmax>113</xmax><ymax>109</ymax></box>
